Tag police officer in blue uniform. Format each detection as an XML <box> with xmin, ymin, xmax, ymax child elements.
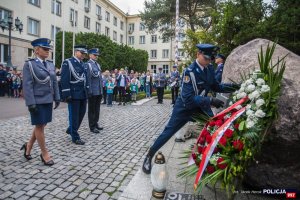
<box><xmin>86</xmin><ymin>48</ymin><xmax>103</xmax><ymax>134</ymax></box>
<box><xmin>21</xmin><ymin>38</ymin><xmax>60</xmax><ymax>166</ymax></box>
<box><xmin>0</xmin><ymin>63</ymin><xmax>8</xmax><ymax>96</ymax></box>
<box><xmin>170</xmin><ymin>65</ymin><xmax>180</xmax><ymax>104</ymax></box>
<box><xmin>61</xmin><ymin>45</ymin><xmax>89</xmax><ymax>145</ymax></box>
<box><xmin>215</xmin><ymin>54</ymin><xmax>226</xmax><ymax>83</ymax></box>
<box><xmin>155</xmin><ymin>67</ymin><xmax>166</xmax><ymax>104</ymax></box>
<box><xmin>142</xmin><ymin>44</ymin><xmax>239</xmax><ymax>174</ymax></box>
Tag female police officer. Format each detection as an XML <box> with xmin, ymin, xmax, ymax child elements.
<box><xmin>20</xmin><ymin>38</ymin><xmax>60</xmax><ymax>166</ymax></box>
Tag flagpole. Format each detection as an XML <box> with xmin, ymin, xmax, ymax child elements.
<box><xmin>72</xmin><ymin>2</ymin><xmax>76</xmax><ymax>55</ymax></box>
<box><xmin>53</xmin><ymin>0</ymin><xmax>56</xmax><ymax>65</ymax></box>
<box><xmin>174</xmin><ymin>0</ymin><xmax>179</xmax><ymax>67</ymax></box>
<box><xmin>62</xmin><ymin>0</ymin><xmax>65</xmax><ymax>63</ymax></box>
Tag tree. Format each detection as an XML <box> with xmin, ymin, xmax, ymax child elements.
<box><xmin>140</xmin><ymin>0</ymin><xmax>216</xmax><ymax>40</ymax></box>
<box><xmin>55</xmin><ymin>32</ymin><xmax>148</xmax><ymax>71</ymax></box>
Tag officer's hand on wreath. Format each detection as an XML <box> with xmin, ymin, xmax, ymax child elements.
<box><xmin>28</xmin><ymin>105</ymin><xmax>38</xmax><ymax>113</ymax></box>
<box><xmin>65</xmin><ymin>96</ymin><xmax>72</xmax><ymax>103</ymax></box>
<box><xmin>54</xmin><ymin>101</ymin><xmax>60</xmax><ymax>109</ymax></box>
<box><xmin>210</xmin><ymin>97</ymin><xmax>224</xmax><ymax>108</ymax></box>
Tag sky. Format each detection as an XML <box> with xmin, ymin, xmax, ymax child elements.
<box><xmin>109</xmin><ymin>0</ymin><xmax>145</xmax><ymax>15</ymax></box>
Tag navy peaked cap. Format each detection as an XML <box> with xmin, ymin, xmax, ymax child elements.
<box><xmin>216</xmin><ymin>54</ymin><xmax>226</xmax><ymax>60</ymax></box>
<box><xmin>74</xmin><ymin>45</ymin><xmax>88</xmax><ymax>54</ymax></box>
<box><xmin>196</xmin><ymin>44</ymin><xmax>219</xmax><ymax>59</ymax></box>
<box><xmin>88</xmin><ymin>48</ymin><xmax>100</xmax><ymax>55</ymax></box>
<box><xmin>31</xmin><ymin>38</ymin><xmax>52</xmax><ymax>49</ymax></box>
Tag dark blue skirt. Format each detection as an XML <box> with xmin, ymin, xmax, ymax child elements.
<box><xmin>30</xmin><ymin>103</ymin><xmax>53</xmax><ymax>125</ymax></box>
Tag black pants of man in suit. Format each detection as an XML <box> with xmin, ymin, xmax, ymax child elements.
<box><xmin>88</xmin><ymin>95</ymin><xmax>102</xmax><ymax>131</ymax></box>
<box><xmin>156</xmin><ymin>87</ymin><xmax>164</xmax><ymax>103</ymax></box>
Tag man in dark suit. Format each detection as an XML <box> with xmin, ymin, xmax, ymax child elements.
<box><xmin>60</xmin><ymin>45</ymin><xmax>89</xmax><ymax>145</ymax></box>
<box><xmin>86</xmin><ymin>48</ymin><xmax>103</xmax><ymax>133</ymax></box>
<box><xmin>142</xmin><ymin>44</ymin><xmax>240</xmax><ymax>174</ymax></box>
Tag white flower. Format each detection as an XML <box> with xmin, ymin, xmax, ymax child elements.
<box><xmin>256</xmin><ymin>99</ymin><xmax>265</xmax><ymax>108</ymax></box>
<box><xmin>246</xmin><ymin>104</ymin><xmax>252</xmax><ymax>110</ymax></box>
<box><xmin>246</xmin><ymin>109</ymin><xmax>254</xmax><ymax>116</ymax></box>
<box><xmin>245</xmin><ymin>84</ymin><xmax>256</xmax><ymax>93</ymax></box>
<box><xmin>235</xmin><ymin>105</ymin><xmax>243</xmax><ymax>110</ymax></box>
<box><xmin>249</xmin><ymin>90</ymin><xmax>260</xmax><ymax>100</ymax></box>
<box><xmin>255</xmin><ymin>110</ymin><xmax>266</xmax><ymax>118</ymax></box>
<box><xmin>245</xmin><ymin>78</ymin><xmax>254</xmax><ymax>86</ymax></box>
<box><xmin>229</xmin><ymin>101</ymin><xmax>233</xmax><ymax>106</ymax></box>
<box><xmin>241</xmin><ymin>83</ymin><xmax>246</xmax><ymax>88</ymax></box>
<box><xmin>233</xmin><ymin>96</ymin><xmax>237</xmax><ymax>101</ymax></box>
<box><xmin>237</xmin><ymin>92</ymin><xmax>247</xmax><ymax>99</ymax></box>
<box><xmin>246</xmin><ymin>120</ymin><xmax>255</xmax><ymax>128</ymax></box>
<box><xmin>256</xmin><ymin>78</ymin><xmax>265</xmax><ymax>86</ymax></box>
<box><xmin>261</xmin><ymin>85</ymin><xmax>270</xmax><ymax>93</ymax></box>
<box><xmin>239</xmin><ymin>87</ymin><xmax>245</xmax><ymax>93</ymax></box>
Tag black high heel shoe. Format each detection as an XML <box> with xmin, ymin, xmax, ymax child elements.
<box><xmin>40</xmin><ymin>154</ymin><xmax>54</xmax><ymax>166</ymax></box>
<box><xmin>20</xmin><ymin>143</ymin><xmax>33</xmax><ymax>160</ymax></box>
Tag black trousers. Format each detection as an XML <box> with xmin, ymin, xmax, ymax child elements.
<box><xmin>113</xmin><ymin>87</ymin><xmax>118</xmax><ymax>101</ymax></box>
<box><xmin>118</xmin><ymin>87</ymin><xmax>126</xmax><ymax>103</ymax></box>
<box><xmin>171</xmin><ymin>86</ymin><xmax>179</xmax><ymax>104</ymax></box>
<box><xmin>88</xmin><ymin>95</ymin><xmax>101</xmax><ymax>130</ymax></box>
<box><xmin>156</xmin><ymin>87</ymin><xmax>164</xmax><ymax>103</ymax></box>
<box><xmin>0</xmin><ymin>82</ymin><xmax>6</xmax><ymax>96</ymax></box>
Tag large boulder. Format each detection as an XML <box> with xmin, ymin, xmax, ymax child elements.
<box><xmin>222</xmin><ymin>38</ymin><xmax>300</xmax><ymax>189</ymax></box>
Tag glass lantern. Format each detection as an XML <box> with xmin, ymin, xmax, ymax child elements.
<box><xmin>151</xmin><ymin>151</ymin><xmax>169</xmax><ymax>199</ymax></box>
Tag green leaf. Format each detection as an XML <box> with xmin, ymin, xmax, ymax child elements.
<box><xmin>238</xmin><ymin>121</ymin><xmax>246</xmax><ymax>131</ymax></box>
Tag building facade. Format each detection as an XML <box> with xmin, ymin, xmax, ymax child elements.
<box><xmin>0</xmin><ymin>0</ymin><xmax>186</xmax><ymax>73</ymax></box>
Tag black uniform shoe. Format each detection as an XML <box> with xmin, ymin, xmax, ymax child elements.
<box><xmin>66</xmin><ymin>129</ymin><xmax>70</xmax><ymax>135</ymax></box>
<box><xmin>142</xmin><ymin>155</ymin><xmax>152</xmax><ymax>174</ymax></box>
<box><xmin>90</xmin><ymin>128</ymin><xmax>100</xmax><ymax>133</ymax></box>
<box><xmin>96</xmin><ymin>126</ymin><xmax>103</xmax><ymax>131</ymax></box>
<box><xmin>73</xmin><ymin>140</ymin><xmax>85</xmax><ymax>145</ymax></box>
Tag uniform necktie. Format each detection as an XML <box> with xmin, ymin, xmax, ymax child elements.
<box><xmin>43</xmin><ymin>61</ymin><xmax>47</xmax><ymax>68</ymax></box>
<box><xmin>203</xmin><ymin>67</ymin><xmax>208</xmax><ymax>78</ymax></box>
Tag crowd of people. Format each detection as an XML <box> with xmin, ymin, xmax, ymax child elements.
<box><xmin>0</xmin><ymin>64</ymin><xmax>23</xmax><ymax>98</ymax></box>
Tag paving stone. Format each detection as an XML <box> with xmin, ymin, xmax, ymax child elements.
<box><xmin>50</xmin><ymin>187</ymin><xmax>63</xmax><ymax>196</ymax></box>
<box><xmin>86</xmin><ymin>194</ymin><xmax>99</xmax><ymax>200</ymax></box>
<box><xmin>97</xmin><ymin>183</ymin><xmax>108</xmax><ymax>190</ymax></box>
<box><xmin>97</xmin><ymin>193</ymin><xmax>110</xmax><ymax>200</ymax></box>
<box><xmin>104</xmin><ymin>186</ymin><xmax>116</xmax><ymax>193</ymax></box>
<box><xmin>65</xmin><ymin>192</ymin><xmax>79</xmax><ymax>200</ymax></box>
<box><xmin>0</xmin><ymin>191</ymin><xmax>13</xmax><ymax>199</ymax></box>
<box><xmin>56</xmin><ymin>191</ymin><xmax>68</xmax><ymax>199</ymax></box>
<box><xmin>11</xmin><ymin>191</ymin><xmax>26</xmax><ymax>199</ymax></box>
<box><xmin>79</xmin><ymin>190</ymin><xmax>91</xmax><ymax>199</ymax></box>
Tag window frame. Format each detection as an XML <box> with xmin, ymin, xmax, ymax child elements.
<box><xmin>128</xmin><ymin>36</ymin><xmax>134</xmax><ymax>45</ymax></box>
<box><xmin>51</xmin><ymin>0</ymin><xmax>62</xmax><ymax>16</ymax></box>
<box><xmin>96</xmin><ymin>22</ymin><xmax>101</xmax><ymax>33</ymax></box>
<box><xmin>139</xmin><ymin>35</ymin><xmax>145</xmax><ymax>44</ymax></box>
<box><xmin>151</xmin><ymin>35</ymin><xmax>157</xmax><ymax>43</ymax></box>
<box><xmin>28</xmin><ymin>0</ymin><xmax>40</xmax><ymax>7</ymax></box>
<box><xmin>84</xmin><ymin>16</ymin><xmax>90</xmax><ymax>29</ymax></box>
<box><xmin>150</xmin><ymin>50</ymin><xmax>157</xmax><ymax>59</ymax></box>
<box><xmin>27</xmin><ymin>17</ymin><xmax>40</xmax><ymax>36</ymax></box>
<box><xmin>105</xmin><ymin>11</ymin><xmax>110</xmax><ymax>22</ymax></box>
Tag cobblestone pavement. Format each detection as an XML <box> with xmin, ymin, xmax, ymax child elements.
<box><xmin>0</xmin><ymin>99</ymin><xmax>173</xmax><ymax>200</ymax></box>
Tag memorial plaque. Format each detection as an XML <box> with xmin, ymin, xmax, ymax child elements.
<box><xmin>163</xmin><ymin>192</ymin><xmax>205</xmax><ymax>200</ymax></box>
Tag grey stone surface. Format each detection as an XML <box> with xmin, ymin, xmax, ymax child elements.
<box><xmin>0</xmin><ymin>98</ymin><xmax>171</xmax><ymax>199</ymax></box>
<box><xmin>223</xmin><ymin>38</ymin><xmax>300</xmax><ymax>189</ymax></box>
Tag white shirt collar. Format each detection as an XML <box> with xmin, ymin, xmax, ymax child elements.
<box><xmin>36</xmin><ymin>56</ymin><xmax>45</xmax><ymax>64</ymax></box>
<box><xmin>195</xmin><ymin>59</ymin><xmax>205</xmax><ymax>71</ymax></box>
<box><xmin>73</xmin><ymin>56</ymin><xmax>81</xmax><ymax>63</ymax></box>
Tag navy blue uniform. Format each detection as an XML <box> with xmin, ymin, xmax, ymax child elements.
<box><xmin>170</xmin><ymin>70</ymin><xmax>180</xmax><ymax>104</ymax></box>
<box><xmin>61</xmin><ymin>57</ymin><xmax>89</xmax><ymax>143</ymax></box>
<box><xmin>215</xmin><ymin>63</ymin><xmax>224</xmax><ymax>83</ymax></box>
<box><xmin>0</xmin><ymin>68</ymin><xmax>7</xmax><ymax>96</ymax></box>
<box><xmin>149</xmin><ymin>60</ymin><xmax>235</xmax><ymax>155</ymax></box>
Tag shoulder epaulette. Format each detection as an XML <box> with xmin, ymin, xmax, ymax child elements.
<box><xmin>25</xmin><ymin>58</ymin><xmax>35</xmax><ymax>62</ymax></box>
<box><xmin>46</xmin><ymin>60</ymin><xmax>53</xmax><ymax>63</ymax></box>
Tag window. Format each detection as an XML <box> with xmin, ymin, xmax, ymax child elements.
<box><xmin>120</xmin><ymin>34</ymin><xmax>123</xmax><ymax>43</ymax></box>
<box><xmin>128</xmin><ymin>23</ymin><xmax>134</xmax><ymax>32</ymax></box>
<box><xmin>0</xmin><ymin>8</ymin><xmax>11</xmax><ymax>20</ymax></box>
<box><xmin>162</xmin><ymin>49</ymin><xmax>169</xmax><ymax>58</ymax></box>
<box><xmin>151</xmin><ymin>50</ymin><xmax>157</xmax><ymax>59</ymax></box>
<box><xmin>128</xmin><ymin>36</ymin><xmax>134</xmax><ymax>45</ymax></box>
<box><xmin>151</xmin><ymin>65</ymin><xmax>157</xmax><ymax>74</ymax></box>
<box><xmin>71</xmin><ymin>0</ymin><xmax>78</xmax><ymax>3</ymax></box>
<box><xmin>84</xmin><ymin>0</ymin><xmax>91</xmax><ymax>12</ymax></box>
<box><xmin>28</xmin><ymin>48</ymin><xmax>34</xmax><ymax>58</ymax></box>
<box><xmin>28</xmin><ymin>18</ymin><xmax>40</xmax><ymax>36</ymax></box>
<box><xmin>139</xmin><ymin>23</ymin><xmax>145</xmax><ymax>31</ymax></box>
<box><xmin>151</xmin><ymin>35</ymin><xmax>157</xmax><ymax>43</ymax></box>
<box><xmin>51</xmin><ymin>0</ymin><xmax>61</xmax><ymax>16</ymax></box>
<box><xmin>70</xmin><ymin>9</ymin><xmax>78</xmax><ymax>26</ymax></box>
<box><xmin>178</xmin><ymin>49</ymin><xmax>185</xmax><ymax>57</ymax></box>
<box><xmin>105</xmin><ymin>27</ymin><xmax>110</xmax><ymax>37</ymax></box>
<box><xmin>139</xmin><ymin>36</ymin><xmax>145</xmax><ymax>44</ymax></box>
<box><xmin>113</xmin><ymin>16</ymin><xmax>117</xmax><ymax>26</ymax></box>
<box><xmin>96</xmin><ymin>22</ymin><xmax>101</xmax><ymax>33</ymax></box>
<box><xmin>28</xmin><ymin>0</ymin><xmax>40</xmax><ymax>7</ymax></box>
<box><xmin>51</xmin><ymin>25</ymin><xmax>61</xmax><ymax>40</ymax></box>
<box><xmin>113</xmin><ymin>31</ymin><xmax>117</xmax><ymax>41</ymax></box>
<box><xmin>84</xmin><ymin>16</ymin><xmax>90</xmax><ymax>29</ymax></box>
<box><xmin>96</xmin><ymin>5</ymin><xmax>101</xmax><ymax>16</ymax></box>
<box><xmin>105</xmin><ymin>11</ymin><xmax>110</xmax><ymax>22</ymax></box>
<box><xmin>179</xmin><ymin>33</ymin><xmax>185</xmax><ymax>42</ymax></box>
<box><xmin>163</xmin><ymin>65</ymin><xmax>169</xmax><ymax>74</ymax></box>
<box><xmin>0</xmin><ymin>44</ymin><xmax>8</xmax><ymax>64</ymax></box>
<box><xmin>120</xmin><ymin>21</ymin><xmax>124</xmax><ymax>30</ymax></box>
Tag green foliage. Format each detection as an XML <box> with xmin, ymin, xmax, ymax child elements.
<box><xmin>140</xmin><ymin>0</ymin><xmax>216</xmax><ymax>40</ymax></box>
<box><xmin>55</xmin><ymin>32</ymin><xmax>148</xmax><ymax>71</ymax></box>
